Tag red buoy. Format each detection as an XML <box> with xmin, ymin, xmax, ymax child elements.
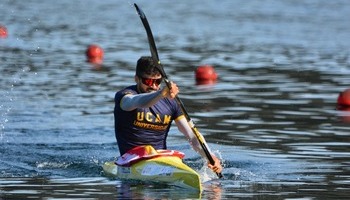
<box><xmin>86</xmin><ymin>44</ymin><xmax>104</xmax><ymax>64</ymax></box>
<box><xmin>337</xmin><ymin>89</ymin><xmax>350</xmax><ymax>107</ymax></box>
<box><xmin>337</xmin><ymin>89</ymin><xmax>350</xmax><ymax>123</ymax></box>
<box><xmin>195</xmin><ymin>65</ymin><xmax>218</xmax><ymax>85</ymax></box>
<box><xmin>0</xmin><ymin>25</ymin><xmax>8</xmax><ymax>38</ymax></box>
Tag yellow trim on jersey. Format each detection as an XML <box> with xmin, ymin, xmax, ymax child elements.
<box><xmin>174</xmin><ymin>114</ymin><xmax>185</xmax><ymax>121</ymax></box>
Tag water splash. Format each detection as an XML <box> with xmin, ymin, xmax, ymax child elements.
<box><xmin>36</xmin><ymin>161</ymin><xmax>72</xmax><ymax>169</ymax></box>
<box><xmin>0</xmin><ymin>65</ymin><xmax>31</xmax><ymax>139</ymax></box>
<box><xmin>0</xmin><ymin>91</ymin><xmax>12</xmax><ymax>139</ymax></box>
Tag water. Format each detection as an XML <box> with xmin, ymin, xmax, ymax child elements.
<box><xmin>1</xmin><ymin>0</ymin><xmax>350</xmax><ymax>199</ymax></box>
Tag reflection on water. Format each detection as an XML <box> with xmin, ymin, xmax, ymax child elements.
<box><xmin>0</xmin><ymin>175</ymin><xmax>347</xmax><ymax>199</ymax></box>
<box><xmin>1</xmin><ymin>0</ymin><xmax>350</xmax><ymax>199</ymax></box>
<box><xmin>0</xmin><ymin>178</ymin><xmax>116</xmax><ymax>199</ymax></box>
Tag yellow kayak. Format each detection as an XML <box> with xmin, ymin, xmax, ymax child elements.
<box><xmin>103</xmin><ymin>146</ymin><xmax>202</xmax><ymax>191</ymax></box>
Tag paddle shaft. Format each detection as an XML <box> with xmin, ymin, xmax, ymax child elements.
<box><xmin>134</xmin><ymin>3</ymin><xmax>223</xmax><ymax>179</ymax></box>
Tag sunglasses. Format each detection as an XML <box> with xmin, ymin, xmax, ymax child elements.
<box><xmin>140</xmin><ymin>77</ymin><xmax>162</xmax><ymax>87</ymax></box>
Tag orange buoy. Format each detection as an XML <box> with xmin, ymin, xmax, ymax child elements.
<box><xmin>86</xmin><ymin>44</ymin><xmax>104</xmax><ymax>64</ymax></box>
<box><xmin>0</xmin><ymin>25</ymin><xmax>8</xmax><ymax>38</ymax></box>
<box><xmin>337</xmin><ymin>89</ymin><xmax>350</xmax><ymax>108</ymax></box>
<box><xmin>195</xmin><ymin>65</ymin><xmax>218</xmax><ymax>85</ymax></box>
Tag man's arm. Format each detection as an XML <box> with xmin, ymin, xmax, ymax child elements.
<box><xmin>120</xmin><ymin>91</ymin><xmax>164</xmax><ymax>111</ymax></box>
<box><xmin>175</xmin><ymin>116</ymin><xmax>210</xmax><ymax>157</ymax></box>
<box><xmin>121</xmin><ymin>82</ymin><xmax>179</xmax><ymax>111</ymax></box>
<box><xmin>175</xmin><ymin>117</ymin><xmax>223</xmax><ymax>173</ymax></box>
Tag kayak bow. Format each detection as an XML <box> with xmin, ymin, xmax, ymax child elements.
<box><xmin>103</xmin><ymin>146</ymin><xmax>202</xmax><ymax>191</ymax></box>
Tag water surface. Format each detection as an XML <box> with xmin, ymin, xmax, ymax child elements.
<box><xmin>1</xmin><ymin>0</ymin><xmax>350</xmax><ymax>199</ymax></box>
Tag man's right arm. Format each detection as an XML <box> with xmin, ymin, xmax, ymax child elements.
<box><xmin>120</xmin><ymin>91</ymin><xmax>164</xmax><ymax>111</ymax></box>
<box><xmin>120</xmin><ymin>82</ymin><xmax>179</xmax><ymax>111</ymax></box>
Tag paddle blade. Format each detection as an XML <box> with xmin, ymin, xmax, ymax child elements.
<box><xmin>134</xmin><ymin>3</ymin><xmax>167</xmax><ymax>76</ymax></box>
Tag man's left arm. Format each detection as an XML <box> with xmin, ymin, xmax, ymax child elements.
<box><xmin>175</xmin><ymin>117</ymin><xmax>223</xmax><ymax>173</ymax></box>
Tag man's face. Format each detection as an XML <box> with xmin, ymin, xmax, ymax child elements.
<box><xmin>136</xmin><ymin>74</ymin><xmax>163</xmax><ymax>93</ymax></box>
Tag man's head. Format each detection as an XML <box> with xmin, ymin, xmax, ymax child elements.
<box><xmin>135</xmin><ymin>56</ymin><xmax>163</xmax><ymax>93</ymax></box>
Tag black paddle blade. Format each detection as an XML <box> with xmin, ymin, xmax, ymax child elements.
<box><xmin>134</xmin><ymin>3</ymin><xmax>167</xmax><ymax>78</ymax></box>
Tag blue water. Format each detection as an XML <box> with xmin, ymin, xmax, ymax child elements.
<box><xmin>1</xmin><ymin>0</ymin><xmax>350</xmax><ymax>199</ymax></box>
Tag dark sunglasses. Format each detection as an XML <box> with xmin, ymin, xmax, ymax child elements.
<box><xmin>140</xmin><ymin>77</ymin><xmax>162</xmax><ymax>87</ymax></box>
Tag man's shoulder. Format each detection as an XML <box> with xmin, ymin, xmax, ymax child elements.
<box><xmin>115</xmin><ymin>85</ymin><xmax>137</xmax><ymax>98</ymax></box>
<box><xmin>118</xmin><ymin>85</ymin><xmax>137</xmax><ymax>93</ymax></box>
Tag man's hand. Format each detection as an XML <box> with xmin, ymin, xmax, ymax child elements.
<box><xmin>161</xmin><ymin>81</ymin><xmax>179</xmax><ymax>99</ymax></box>
<box><xmin>207</xmin><ymin>155</ymin><xmax>223</xmax><ymax>174</ymax></box>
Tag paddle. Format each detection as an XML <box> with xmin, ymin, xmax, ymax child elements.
<box><xmin>134</xmin><ymin>3</ymin><xmax>223</xmax><ymax>179</ymax></box>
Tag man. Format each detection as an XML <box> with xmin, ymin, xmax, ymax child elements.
<box><xmin>114</xmin><ymin>56</ymin><xmax>222</xmax><ymax>174</ymax></box>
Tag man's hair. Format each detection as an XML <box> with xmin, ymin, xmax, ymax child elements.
<box><xmin>136</xmin><ymin>56</ymin><xmax>161</xmax><ymax>77</ymax></box>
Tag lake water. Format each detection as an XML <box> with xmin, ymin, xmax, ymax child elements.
<box><xmin>1</xmin><ymin>0</ymin><xmax>350</xmax><ymax>199</ymax></box>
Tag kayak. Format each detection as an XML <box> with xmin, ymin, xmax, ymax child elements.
<box><xmin>103</xmin><ymin>145</ymin><xmax>202</xmax><ymax>191</ymax></box>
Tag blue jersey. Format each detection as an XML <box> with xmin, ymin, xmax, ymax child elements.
<box><xmin>114</xmin><ymin>85</ymin><xmax>183</xmax><ymax>155</ymax></box>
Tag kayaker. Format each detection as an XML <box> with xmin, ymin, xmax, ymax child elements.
<box><xmin>114</xmin><ymin>56</ymin><xmax>222</xmax><ymax>174</ymax></box>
